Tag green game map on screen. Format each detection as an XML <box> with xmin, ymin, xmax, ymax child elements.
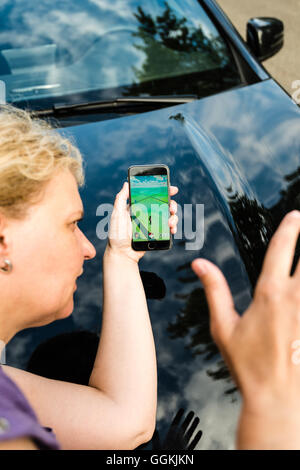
<box><xmin>130</xmin><ymin>175</ymin><xmax>169</xmax><ymax>242</ymax></box>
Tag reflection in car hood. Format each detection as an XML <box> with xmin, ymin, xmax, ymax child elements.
<box><xmin>8</xmin><ymin>79</ymin><xmax>300</xmax><ymax>449</ymax></box>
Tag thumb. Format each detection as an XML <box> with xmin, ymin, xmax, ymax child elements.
<box><xmin>114</xmin><ymin>182</ymin><xmax>129</xmax><ymax>211</ymax></box>
<box><xmin>191</xmin><ymin>258</ymin><xmax>239</xmax><ymax>346</ymax></box>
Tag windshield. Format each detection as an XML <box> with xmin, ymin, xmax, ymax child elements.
<box><xmin>0</xmin><ymin>0</ymin><xmax>242</xmax><ymax>110</ymax></box>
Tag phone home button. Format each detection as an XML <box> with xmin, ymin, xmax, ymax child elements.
<box><xmin>148</xmin><ymin>242</ymin><xmax>156</xmax><ymax>250</ymax></box>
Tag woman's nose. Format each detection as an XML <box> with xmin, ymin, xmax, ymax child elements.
<box><xmin>80</xmin><ymin>230</ymin><xmax>96</xmax><ymax>260</ymax></box>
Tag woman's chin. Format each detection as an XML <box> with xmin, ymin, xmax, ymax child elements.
<box><xmin>56</xmin><ymin>297</ymin><xmax>75</xmax><ymax>320</ymax></box>
<box><xmin>44</xmin><ymin>297</ymin><xmax>75</xmax><ymax>324</ymax></box>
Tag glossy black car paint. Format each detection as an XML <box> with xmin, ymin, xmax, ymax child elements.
<box><xmin>6</xmin><ymin>1</ymin><xmax>300</xmax><ymax>450</ymax></box>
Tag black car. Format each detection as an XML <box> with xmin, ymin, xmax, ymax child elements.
<box><xmin>2</xmin><ymin>0</ymin><xmax>300</xmax><ymax>449</ymax></box>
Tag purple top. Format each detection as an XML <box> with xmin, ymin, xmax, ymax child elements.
<box><xmin>0</xmin><ymin>365</ymin><xmax>61</xmax><ymax>449</ymax></box>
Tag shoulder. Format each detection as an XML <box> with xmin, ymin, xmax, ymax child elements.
<box><xmin>0</xmin><ymin>366</ymin><xmax>60</xmax><ymax>450</ymax></box>
<box><xmin>0</xmin><ymin>436</ymin><xmax>38</xmax><ymax>450</ymax></box>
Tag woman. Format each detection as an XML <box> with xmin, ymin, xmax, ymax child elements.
<box><xmin>0</xmin><ymin>105</ymin><xmax>179</xmax><ymax>450</ymax></box>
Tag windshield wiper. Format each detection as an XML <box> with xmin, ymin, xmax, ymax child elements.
<box><xmin>34</xmin><ymin>95</ymin><xmax>198</xmax><ymax>116</ymax></box>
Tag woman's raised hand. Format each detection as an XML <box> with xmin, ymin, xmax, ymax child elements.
<box><xmin>192</xmin><ymin>211</ymin><xmax>300</xmax><ymax>449</ymax></box>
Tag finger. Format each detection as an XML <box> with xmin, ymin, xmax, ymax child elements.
<box><xmin>180</xmin><ymin>411</ymin><xmax>194</xmax><ymax>435</ymax></box>
<box><xmin>261</xmin><ymin>211</ymin><xmax>300</xmax><ymax>279</ymax></box>
<box><xmin>169</xmin><ymin>199</ymin><xmax>177</xmax><ymax>215</ymax></box>
<box><xmin>170</xmin><ymin>408</ymin><xmax>185</xmax><ymax>428</ymax></box>
<box><xmin>168</xmin><ymin>214</ymin><xmax>178</xmax><ymax>228</ymax></box>
<box><xmin>114</xmin><ymin>182</ymin><xmax>129</xmax><ymax>210</ymax></box>
<box><xmin>184</xmin><ymin>417</ymin><xmax>200</xmax><ymax>445</ymax></box>
<box><xmin>187</xmin><ymin>430</ymin><xmax>203</xmax><ymax>450</ymax></box>
<box><xmin>191</xmin><ymin>259</ymin><xmax>239</xmax><ymax>346</ymax></box>
<box><xmin>170</xmin><ymin>186</ymin><xmax>178</xmax><ymax>196</ymax></box>
<box><xmin>169</xmin><ymin>216</ymin><xmax>178</xmax><ymax>235</ymax></box>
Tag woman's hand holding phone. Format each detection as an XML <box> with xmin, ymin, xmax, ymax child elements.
<box><xmin>106</xmin><ymin>181</ymin><xmax>178</xmax><ymax>263</ymax></box>
<box><xmin>100</xmin><ymin>180</ymin><xmax>179</xmax><ymax>434</ymax></box>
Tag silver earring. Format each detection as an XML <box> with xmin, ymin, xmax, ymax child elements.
<box><xmin>0</xmin><ymin>259</ymin><xmax>12</xmax><ymax>273</ymax></box>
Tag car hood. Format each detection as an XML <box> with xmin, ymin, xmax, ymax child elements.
<box><xmin>9</xmin><ymin>79</ymin><xmax>300</xmax><ymax>449</ymax></box>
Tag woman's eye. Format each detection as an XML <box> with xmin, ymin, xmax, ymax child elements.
<box><xmin>71</xmin><ymin>217</ymin><xmax>83</xmax><ymax>228</ymax></box>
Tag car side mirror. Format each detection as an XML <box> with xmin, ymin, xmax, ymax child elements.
<box><xmin>246</xmin><ymin>17</ymin><xmax>284</xmax><ymax>62</ymax></box>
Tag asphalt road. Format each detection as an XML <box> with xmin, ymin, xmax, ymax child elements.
<box><xmin>217</xmin><ymin>0</ymin><xmax>300</xmax><ymax>96</ymax></box>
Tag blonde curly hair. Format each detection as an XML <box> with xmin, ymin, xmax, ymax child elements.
<box><xmin>0</xmin><ymin>105</ymin><xmax>84</xmax><ymax>220</ymax></box>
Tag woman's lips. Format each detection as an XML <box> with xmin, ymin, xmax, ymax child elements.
<box><xmin>73</xmin><ymin>269</ymin><xmax>83</xmax><ymax>290</ymax></box>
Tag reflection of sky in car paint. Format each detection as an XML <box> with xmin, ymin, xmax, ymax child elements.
<box><xmin>71</xmin><ymin>78</ymin><xmax>300</xmax><ymax>206</ymax></box>
<box><xmin>6</xmin><ymin>79</ymin><xmax>300</xmax><ymax>449</ymax></box>
<box><xmin>62</xmin><ymin>80</ymin><xmax>300</xmax><ymax>448</ymax></box>
<box><xmin>0</xmin><ymin>0</ymin><xmax>227</xmax><ymax>102</ymax></box>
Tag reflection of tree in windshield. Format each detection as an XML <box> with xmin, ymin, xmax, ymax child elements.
<box><xmin>125</xmin><ymin>2</ymin><xmax>240</xmax><ymax>98</ymax></box>
<box><xmin>133</xmin><ymin>3</ymin><xmax>228</xmax><ymax>77</ymax></box>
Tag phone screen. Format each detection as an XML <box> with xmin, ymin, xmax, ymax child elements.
<box><xmin>130</xmin><ymin>174</ymin><xmax>170</xmax><ymax>243</ymax></box>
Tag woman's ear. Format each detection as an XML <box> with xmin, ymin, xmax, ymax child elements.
<box><xmin>0</xmin><ymin>212</ymin><xmax>11</xmax><ymax>258</ymax></box>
